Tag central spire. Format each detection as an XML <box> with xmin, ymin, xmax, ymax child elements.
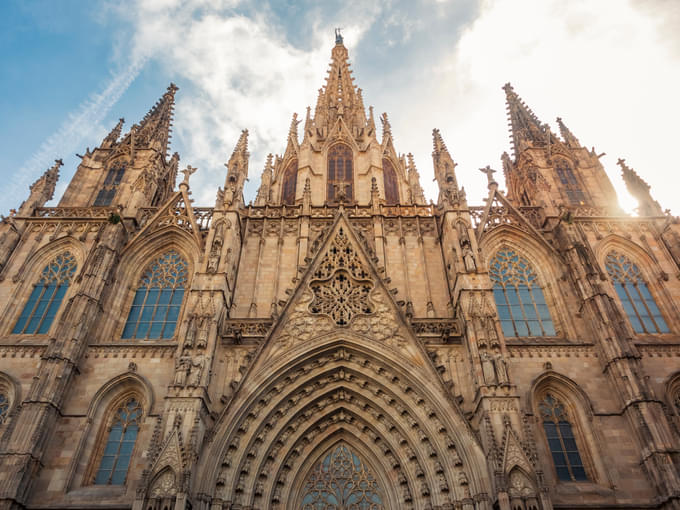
<box><xmin>310</xmin><ymin>34</ymin><xmax>367</xmax><ymax>136</ymax></box>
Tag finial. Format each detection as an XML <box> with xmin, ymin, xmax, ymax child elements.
<box><xmin>381</xmin><ymin>112</ymin><xmax>392</xmax><ymax>138</ymax></box>
<box><xmin>480</xmin><ymin>165</ymin><xmax>497</xmax><ymax>185</ymax></box>
<box><xmin>180</xmin><ymin>165</ymin><xmax>197</xmax><ymax>187</ymax></box>
<box><xmin>167</xmin><ymin>83</ymin><xmax>179</xmax><ymax>94</ymax></box>
<box><xmin>335</xmin><ymin>27</ymin><xmax>343</xmax><ymax>45</ymax></box>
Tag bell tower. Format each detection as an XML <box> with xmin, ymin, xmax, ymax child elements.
<box><xmin>59</xmin><ymin>84</ymin><xmax>180</xmax><ymax>214</ymax></box>
<box><xmin>502</xmin><ymin>83</ymin><xmax>619</xmax><ymax>218</ymax></box>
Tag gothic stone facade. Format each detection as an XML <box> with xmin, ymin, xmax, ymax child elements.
<box><xmin>0</xmin><ymin>37</ymin><xmax>679</xmax><ymax>510</ymax></box>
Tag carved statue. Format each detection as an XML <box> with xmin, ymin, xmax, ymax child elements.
<box><xmin>481</xmin><ymin>351</ymin><xmax>497</xmax><ymax>385</ymax></box>
<box><xmin>174</xmin><ymin>356</ymin><xmax>191</xmax><ymax>386</ymax></box>
<box><xmin>196</xmin><ymin>317</ymin><xmax>209</xmax><ymax>349</ymax></box>
<box><xmin>187</xmin><ymin>356</ymin><xmax>205</xmax><ymax>387</ymax></box>
<box><xmin>494</xmin><ymin>352</ymin><xmax>509</xmax><ymax>384</ymax></box>
<box><xmin>462</xmin><ymin>243</ymin><xmax>476</xmax><ymax>272</ymax></box>
<box><xmin>185</xmin><ymin>316</ymin><xmax>196</xmax><ymax>348</ymax></box>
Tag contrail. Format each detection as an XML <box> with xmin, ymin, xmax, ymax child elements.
<box><xmin>8</xmin><ymin>57</ymin><xmax>147</xmax><ymax>207</ymax></box>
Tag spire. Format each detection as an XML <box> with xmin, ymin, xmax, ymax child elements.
<box><xmin>617</xmin><ymin>158</ymin><xmax>662</xmax><ymax>216</ymax></box>
<box><xmin>285</xmin><ymin>113</ymin><xmax>300</xmax><ymax>155</ymax></box>
<box><xmin>503</xmin><ymin>83</ymin><xmax>547</xmax><ymax>158</ymax></box>
<box><xmin>133</xmin><ymin>83</ymin><xmax>178</xmax><ymax>157</ymax></box>
<box><xmin>367</xmin><ymin>106</ymin><xmax>376</xmax><ymax>135</ymax></box>
<box><xmin>556</xmin><ymin>117</ymin><xmax>580</xmax><ymax>148</ymax></box>
<box><xmin>17</xmin><ymin>159</ymin><xmax>62</xmax><ymax>216</ymax></box>
<box><xmin>310</xmin><ymin>33</ymin><xmax>367</xmax><ymax>135</ymax></box>
<box><xmin>223</xmin><ymin>129</ymin><xmax>250</xmax><ymax>208</ymax></box>
<box><xmin>102</xmin><ymin>118</ymin><xmax>124</xmax><ymax>148</ymax></box>
<box><xmin>255</xmin><ymin>154</ymin><xmax>274</xmax><ymax>206</ymax></box>
<box><xmin>432</xmin><ymin>129</ymin><xmax>460</xmax><ymax>207</ymax></box>
<box><xmin>406</xmin><ymin>153</ymin><xmax>426</xmax><ymax>205</ymax></box>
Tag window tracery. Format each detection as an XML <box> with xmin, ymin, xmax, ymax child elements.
<box><xmin>554</xmin><ymin>158</ymin><xmax>586</xmax><ymax>205</ymax></box>
<box><xmin>300</xmin><ymin>443</ymin><xmax>385</xmax><ymax>509</ymax></box>
<box><xmin>539</xmin><ymin>394</ymin><xmax>587</xmax><ymax>482</ymax></box>
<box><xmin>604</xmin><ymin>251</ymin><xmax>669</xmax><ymax>334</ymax></box>
<box><xmin>282</xmin><ymin>159</ymin><xmax>298</xmax><ymax>205</ymax></box>
<box><xmin>489</xmin><ymin>249</ymin><xmax>555</xmax><ymax>337</ymax></box>
<box><xmin>383</xmin><ymin>158</ymin><xmax>399</xmax><ymax>204</ymax></box>
<box><xmin>94</xmin><ymin>162</ymin><xmax>126</xmax><ymax>206</ymax></box>
<box><xmin>94</xmin><ymin>397</ymin><xmax>142</xmax><ymax>485</ymax></box>
<box><xmin>309</xmin><ymin>228</ymin><xmax>373</xmax><ymax>326</ymax></box>
<box><xmin>327</xmin><ymin>144</ymin><xmax>353</xmax><ymax>202</ymax></box>
<box><xmin>12</xmin><ymin>251</ymin><xmax>77</xmax><ymax>335</ymax></box>
<box><xmin>122</xmin><ymin>251</ymin><xmax>188</xmax><ymax>339</ymax></box>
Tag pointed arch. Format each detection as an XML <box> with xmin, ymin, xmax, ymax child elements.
<box><xmin>597</xmin><ymin>243</ymin><xmax>671</xmax><ymax>334</ymax></box>
<box><xmin>66</xmin><ymin>371</ymin><xmax>153</xmax><ymax>490</ymax></box>
<box><xmin>11</xmin><ymin>250</ymin><xmax>78</xmax><ymax>335</ymax></box>
<box><xmin>382</xmin><ymin>158</ymin><xmax>399</xmax><ymax>204</ymax></box>
<box><xmin>197</xmin><ymin>338</ymin><xmax>490</xmax><ymax>508</ymax></box>
<box><xmin>93</xmin><ymin>159</ymin><xmax>127</xmax><ymax>206</ymax></box>
<box><xmin>327</xmin><ymin>143</ymin><xmax>354</xmax><ymax>202</ymax></box>
<box><xmin>530</xmin><ymin>371</ymin><xmax>607</xmax><ymax>486</ymax></box>
<box><xmin>665</xmin><ymin>372</ymin><xmax>680</xmax><ymax>435</ymax></box>
<box><xmin>281</xmin><ymin>158</ymin><xmax>298</xmax><ymax>205</ymax></box>
<box><xmin>553</xmin><ymin>156</ymin><xmax>587</xmax><ymax>206</ymax></box>
<box><xmin>121</xmin><ymin>250</ymin><xmax>189</xmax><ymax>339</ymax></box>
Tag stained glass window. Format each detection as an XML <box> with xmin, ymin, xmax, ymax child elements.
<box><xmin>94</xmin><ymin>162</ymin><xmax>126</xmax><ymax>206</ymax></box>
<box><xmin>94</xmin><ymin>397</ymin><xmax>142</xmax><ymax>485</ymax></box>
<box><xmin>282</xmin><ymin>159</ymin><xmax>298</xmax><ymax>205</ymax></box>
<box><xmin>327</xmin><ymin>144</ymin><xmax>353</xmax><ymax>202</ymax></box>
<box><xmin>0</xmin><ymin>394</ymin><xmax>9</xmax><ymax>423</ymax></box>
<box><xmin>489</xmin><ymin>249</ymin><xmax>556</xmax><ymax>337</ymax></box>
<box><xmin>605</xmin><ymin>251</ymin><xmax>669</xmax><ymax>334</ymax></box>
<box><xmin>122</xmin><ymin>251</ymin><xmax>188</xmax><ymax>340</ymax></box>
<box><xmin>12</xmin><ymin>252</ymin><xmax>77</xmax><ymax>335</ymax></box>
<box><xmin>554</xmin><ymin>158</ymin><xmax>586</xmax><ymax>205</ymax></box>
<box><xmin>383</xmin><ymin>158</ymin><xmax>399</xmax><ymax>204</ymax></box>
<box><xmin>300</xmin><ymin>443</ymin><xmax>385</xmax><ymax>509</ymax></box>
<box><xmin>539</xmin><ymin>394</ymin><xmax>588</xmax><ymax>482</ymax></box>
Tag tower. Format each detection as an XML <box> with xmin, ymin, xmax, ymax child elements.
<box><xmin>0</xmin><ymin>35</ymin><xmax>678</xmax><ymax>510</ymax></box>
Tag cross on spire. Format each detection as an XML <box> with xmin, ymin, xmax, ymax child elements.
<box><xmin>480</xmin><ymin>165</ymin><xmax>497</xmax><ymax>185</ymax></box>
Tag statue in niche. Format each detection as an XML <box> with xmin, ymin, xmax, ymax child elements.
<box><xmin>185</xmin><ymin>315</ymin><xmax>197</xmax><ymax>348</ymax></box>
<box><xmin>187</xmin><ymin>356</ymin><xmax>205</xmax><ymax>387</ymax></box>
<box><xmin>196</xmin><ymin>316</ymin><xmax>209</xmax><ymax>349</ymax></box>
<box><xmin>494</xmin><ymin>352</ymin><xmax>509</xmax><ymax>384</ymax></box>
<box><xmin>174</xmin><ymin>355</ymin><xmax>191</xmax><ymax>386</ymax></box>
<box><xmin>207</xmin><ymin>223</ymin><xmax>225</xmax><ymax>273</ymax></box>
<box><xmin>480</xmin><ymin>351</ymin><xmax>497</xmax><ymax>385</ymax></box>
<box><xmin>486</xmin><ymin>316</ymin><xmax>499</xmax><ymax>347</ymax></box>
<box><xmin>457</xmin><ymin>222</ymin><xmax>476</xmax><ymax>272</ymax></box>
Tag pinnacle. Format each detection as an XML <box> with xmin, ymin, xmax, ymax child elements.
<box><xmin>432</xmin><ymin>128</ymin><xmax>449</xmax><ymax>155</ymax></box>
<box><xmin>617</xmin><ymin>158</ymin><xmax>650</xmax><ymax>190</ymax></box>
<box><xmin>503</xmin><ymin>83</ymin><xmax>545</xmax><ymax>158</ymax></box>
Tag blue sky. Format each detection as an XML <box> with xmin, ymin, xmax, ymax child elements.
<box><xmin>1</xmin><ymin>0</ymin><xmax>679</xmax><ymax>215</ymax></box>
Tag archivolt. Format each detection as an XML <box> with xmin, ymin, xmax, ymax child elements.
<box><xmin>198</xmin><ymin>342</ymin><xmax>489</xmax><ymax>509</ymax></box>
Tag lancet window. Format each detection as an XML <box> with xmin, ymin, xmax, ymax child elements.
<box><xmin>489</xmin><ymin>248</ymin><xmax>556</xmax><ymax>337</ymax></box>
<box><xmin>554</xmin><ymin>158</ymin><xmax>586</xmax><ymax>205</ymax></box>
<box><xmin>327</xmin><ymin>144</ymin><xmax>353</xmax><ymax>202</ymax></box>
<box><xmin>605</xmin><ymin>251</ymin><xmax>669</xmax><ymax>334</ymax></box>
<box><xmin>94</xmin><ymin>397</ymin><xmax>142</xmax><ymax>485</ymax></box>
<box><xmin>12</xmin><ymin>251</ymin><xmax>77</xmax><ymax>335</ymax></box>
<box><xmin>282</xmin><ymin>159</ymin><xmax>298</xmax><ymax>205</ymax></box>
<box><xmin>539</xmin><ymin>394</ymin><xmax>588</xmax><ymax>482</ymax></box>
<box><xmin>300</xmin><ymin>443</ymin><xmax>385</xmax><ymax>509</ymax></box>
<box><xmin>94</xmin><ymin>162</ymin><xmax>126</xmax><ymax>206</ymax></box>
<box><xmin>122</xmin><ymin>251</ymin><xmax>188</xmax><ymax>339</ymax></box>
<box><xmin>383</xmin><ymin>158</ymin><xmax>399</xmax><ymax>204</ymax></box>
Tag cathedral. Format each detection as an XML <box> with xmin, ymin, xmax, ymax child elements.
<box><xmin>0</xmin><ymin>33</ymin><xmax>679</xmax><ymax>510</ymax></box>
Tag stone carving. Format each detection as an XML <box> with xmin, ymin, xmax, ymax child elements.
<box><xmin>173</xmin><ymin>356</ymin><xmax>191</xmax><ymax>387</ymax></box>
<box><xmin>149</xmin><ymin>469</ymin><xmax>178</xmax><ymax>498</ymax></box>
<box><xmin>187</xmin><ymin>356</ymin><xmax>205</xmax><ymax>387</ymax></box>
<box><xmin>207</xmin><ymin>221</ymin><xmax>225</xmax><ymax>273</ymax></box>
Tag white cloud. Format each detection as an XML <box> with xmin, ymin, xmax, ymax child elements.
<box><xmin>394</xmin><ymin>0</ymin><xmax>680</xmax><ymax>214</ymax></box>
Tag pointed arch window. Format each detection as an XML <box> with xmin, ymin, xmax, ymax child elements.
<box><xmin>489</xmin><ymin>249</ymin><xmax>556</xmax><ymax>337</ymax></box>
<box><xmin>605</xmin><ymin>251</ymin><xmax>669</xmax><ymax>334</ymax></box>
<box><xmin>12</xmin><ymin>252</ymin><xmax>77</xmax><ymax>335</ymax></box>
<box><xmin>122</xmin><ymin>251</ymin><xmax>188</xmax><ymax>339</ymax></box>
<box><xmin>383</xmin><ymin>158</ymin><xmax>399</xmax><ymax>204</ymax></box>
<box><xmin>94</xmin><ymin>397</ymin><xmax>142</xmax><ymax>485</ymax></box>
<box><xmin>554</xmin><ymin>158</ymin><xmax>586</xmax><ymax>205</ymax></box>
<box><xmin>282</xmin><ymin>159</ymin><xmax>298</xmax><ymax>205</ymax></box>
<box><xmin>94</xmin><ymin>162</ymin><xmax>126</xmax><ymax>206</ymax></box>
<box><xmin>327</xmin><ymin>144</ymin><xmax>353</xmax><ymax>202</ymax></box>
<box><xmin>539</xmin><ymin>394</ymin><xmax>588</xmax><ymax>482</ymax></box>
<box><xmin>300</xmin><ymin>443</ymin><xmax>385</xmax><ymax>509</ymax></box>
